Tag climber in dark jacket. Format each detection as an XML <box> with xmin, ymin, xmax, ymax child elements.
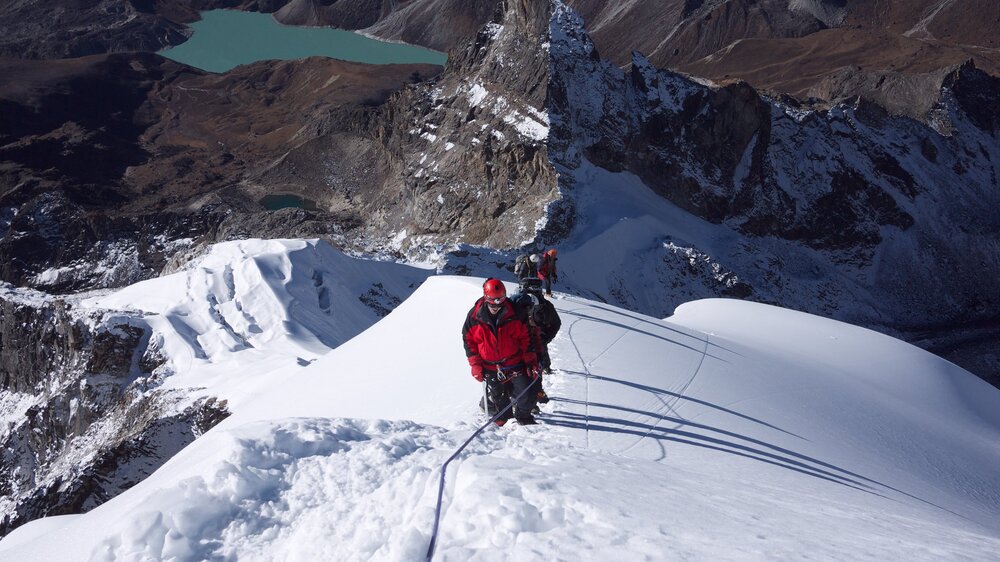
<box><xmin>462</xmin><ymin>278</ymin><xmax>540</xmax><ymax>425</ymax></box>
<box><xmin>514</xmin><ymin>253</ymin><xmax>539</xmax><ymax>281</ymax></box>
<box><xmin>511</xmin><ymin>277</ymin><xmax>561</xmax><ymax>404</ymax></box>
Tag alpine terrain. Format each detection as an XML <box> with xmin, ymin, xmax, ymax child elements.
<box><xmin>0</xmin><ymin>0</ymin><xmax>998</xmax><ymax>558</ymax></box>
<box><xmin>1</xmin><ymin>250</ymin><xmax>998</xmax><ymax>560</ymax></box>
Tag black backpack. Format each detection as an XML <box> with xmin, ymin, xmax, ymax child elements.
<box><xmin>511</xmin><ymin>291</ymin><xmax>540</xmax><ymax>322</ymax></box>
<box><xmin>514</xmin><ymin>254</ymin><xmax>535</xmax><ymax>279</ymax></box>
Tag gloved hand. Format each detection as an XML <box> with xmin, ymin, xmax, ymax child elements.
<box><xmin>527</xmin><ymin>364</ymin><xmax>542</xmax><ymax>380</ymax></box>
<box><xmin>471</xmin><ymin>364</ymin><xmax>484</xmax><ymax>382</ymax></box>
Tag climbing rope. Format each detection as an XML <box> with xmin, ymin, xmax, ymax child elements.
<box><xmin>424</xmin><ymin>373</ymin><xmax>539</xmax><ymax>561</ymax></box>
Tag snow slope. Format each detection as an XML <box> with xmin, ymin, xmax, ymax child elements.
<box><xmin>0</xmin><ymin>238</ymin><xmax>436</xmax><ymax>532</ymax></box>
<box><xmin>81</xmin><ymin>238</ymin><xmax>435</xmax><ymax>412</ymax></box>
<box><xmin>3</xmin><ymin>258</ymin><xmax>1000</xmax><ymax>560</ymax></box>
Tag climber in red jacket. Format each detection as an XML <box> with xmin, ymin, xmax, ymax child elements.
<box><xmin>537</xmin><ymin>248</ymin><xmax>558</xmax><ymax>296</ymax></box>
<box><xmin>462</xmin><ymin>278</ymin><xmax>540</xmax><ymax>425</ymax></box>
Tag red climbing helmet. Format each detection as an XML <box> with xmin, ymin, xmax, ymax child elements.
<box><xmin>483</xmin><ymin>278</ymin><xmax>507</xmax><ymax>304</ymax></box>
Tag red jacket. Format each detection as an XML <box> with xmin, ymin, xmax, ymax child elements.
<box><xmin>462</xmin><ymin>297</ymin><xmax>536</xmax><ymax>372</ymax></box>
<box><xmin>538</xmin><ymin>255</ymin><xmax>557</xmax><ymax>280</ymax></box>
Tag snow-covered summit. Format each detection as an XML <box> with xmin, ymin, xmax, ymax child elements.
<box><xmin>3</xmin><ymin>254</ymin><xmax>999</xmax><ymax>560</ymax></box>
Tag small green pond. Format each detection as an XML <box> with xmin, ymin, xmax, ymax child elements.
<box><xmin>160</xmin><ymin>10</ymin><xmax>447</xmax><ymax>73</ymax></box>
<box><xmin>260</xmin><ymin>194</ymin><xmax>319</xmax><ymax>211</ymax></box>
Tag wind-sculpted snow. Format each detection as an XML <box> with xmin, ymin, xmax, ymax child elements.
<box><xmin>90</xmin><ymin>418</ymin><xmax>446</xmax><ymax>561</ymax></box>
<box><xmin>0</xmin><ymin>239</ymin><xmax>434</xmax><ymax>536</ymax></box>
<box><xmin>4</xmin><ymin>275</ymin><xmax>999</xmax><ymax>560</ymax></box>
<box><xmin>81</xmin><ymin>239</ymin><xmax>433</xmax><ymax>410</ymax></box>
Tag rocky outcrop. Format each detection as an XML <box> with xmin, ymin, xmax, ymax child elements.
<box><xmin>262</xmin><ymin>0</ymin><xmax>557</xmax><ymax>252</ymax></box>
<box><xmin>0</xmin><ymin>287</ymin><xmax>230</xmax><ymax>536</ymax></box>
<box><xmin>546</xmin><ymin>1</ymin><xmax>1000</xmax><ymax>383</ymax></box>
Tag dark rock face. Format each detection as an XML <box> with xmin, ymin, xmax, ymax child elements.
<box><xmin>1</xmin><ymin>395</ymin><xmax>228</xmax><ymax>536</ymax></box>
<box><xmin>565</xmin><ymin>0</ymin><xmax>1000</xmax><ymax>119</ymax></box>
<box><xmin>549</xmin><ymin>40</ymin><xmax>919</xmax><ymax>256</ymax></box>
<box><xmin>0</xmin><ymin>290</ymin><xmax>231</xmax><ymax>536</ymax></box>
<box><xmin>0</xmin><ymin>294</ymin><xmax>83</xmax><ymax>393</ymax></box>
<box><xmin>947</xmin><ymin>61</ymin><xmax>1000</xmax><ymax>134</ymax></box>
<box><xmin>547</xmin><ymin>2</ymin><xmax>1000</xmax><ymax>384</ymax></box>
<box><xmin>807</xmin><ymin>65</ymin><xmax>958</xmax><ymax>122</ymax></box>
<box><xmin>260</xmin><ymin>0</ymin><xmax>557</xmax><ymax>252</ymax></box>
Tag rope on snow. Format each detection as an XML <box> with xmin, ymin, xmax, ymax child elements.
<box><xmin>424</xmin><ymin>375</ymin><xmax>539</xmax><ymax>561</ymax></box>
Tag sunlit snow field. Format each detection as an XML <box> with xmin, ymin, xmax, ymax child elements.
<box><xmin>2</xmin><ymin>240</ymin><xmax>999</xmax><ymax>561</ymax></box>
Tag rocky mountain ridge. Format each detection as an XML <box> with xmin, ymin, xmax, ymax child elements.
<box><xmin>7</xmin><ymin>1</ymin><xmax>997</xmax><ymax>123</ymax></box>
<box><xmin>544</xmin><ymin>1</ymin><xmax>1000</xmax><ymax>382</ymax></box>
<box><xmin>567</xmin><ymin>0</ymin><xmax>1000</xmax><ymax>121</ymax></box>
<box><xmin>0</xmin><ymin>285</ymin><xmax>228</xmax><ymax>535</ymax></box>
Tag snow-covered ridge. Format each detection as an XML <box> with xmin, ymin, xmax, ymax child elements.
<box><xmin>77</xmin><ymin>239</ymin><xmax>434</xmax><ymax>409</ymax></box>
<box><xmin>0</xmin><ymin>239</ymin><xmax>436</xmax><ymax>534</ymax></box>
<box><xmin>3</xmin><ymin>265</ymin><xmax>999</xmax><ymax>560</ymax></box>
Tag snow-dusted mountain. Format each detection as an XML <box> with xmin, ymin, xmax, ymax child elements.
<box><xmin>538</xmin><ymin>2</ymin><xmax>1000</xmax><ymax>382</ymax></box>
<box><xmin>0</xmin><ymin>240</ymin><xmax>433</xmax><ymax>535</ymax></box>
<box><xmin>1</xmin><ymin>242</ymin><xmax>998</xmax><ymax>560</ymax></box>
<box><xmin>2</xmin><ymin>0</ymin><xmax>1000</xmax><ymax>550</ymax></box>
<box><xmin>2</xmin><ymin>1</ymin><xmax>997</xmax><ymax>385</ymax></box>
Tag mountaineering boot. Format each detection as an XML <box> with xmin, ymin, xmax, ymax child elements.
<box><xmin>481</xmin><ymin>396</ymin><xmax>502</xmax><ymax>416</ymax></box>
<box><xmin>531</xmin><ymin>405</ymin><xmax>541</xmax><ymax>415</ymax></box>
<box><xmin>516</xmin><ymin>416</ymin><xmax>537</xmax><ymax>425</ymax></box>
<box><xmin>536</xmin><ymin>390</ymin><xmax>550</xmax><ymax>404</ymax></box>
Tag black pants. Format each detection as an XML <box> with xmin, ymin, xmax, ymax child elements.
<box><xmin>541</xmin><ymin>276</ymin><xmax>553</xmax><ymax>294</ymax></box>
<box><xmin>485</xmin><ymin>372</ymin><xmax>540</xmax><ymax>421</ymax></box>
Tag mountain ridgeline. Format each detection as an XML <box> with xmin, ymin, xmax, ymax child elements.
<box><xmin>545</xmin><ymin>3</ymin><xmax>1000</xmax><ymax>381</ymax></box>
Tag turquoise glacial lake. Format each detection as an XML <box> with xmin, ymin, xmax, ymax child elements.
<box><xmin>160</xmin><ymin>10</ymin><xmax>447</xmax><ymax>73</ymax></box>
<box><xmin>259</xmin><ymin>194</ymin><xmax>318</xmax><ymax>211</ymax></box>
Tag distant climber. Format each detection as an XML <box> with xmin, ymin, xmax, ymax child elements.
<box><xmin>514</xmin><ymin>253</ymin><xmax>539</xmax><ymax>281</ymax></box>
<box><xmin>462</xmin><ymin>278</ymin><xmax>541</xmax><ymax>426</ymax></box>
<box><xmin>538</xmin><ymin>248</ymin><xmax>558</xmax><ymax>296</ymax></box>
<box><xmin>511</xmin><ymin>277</ymin><xmax>561</xmax><ymax>405</ymax></box>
